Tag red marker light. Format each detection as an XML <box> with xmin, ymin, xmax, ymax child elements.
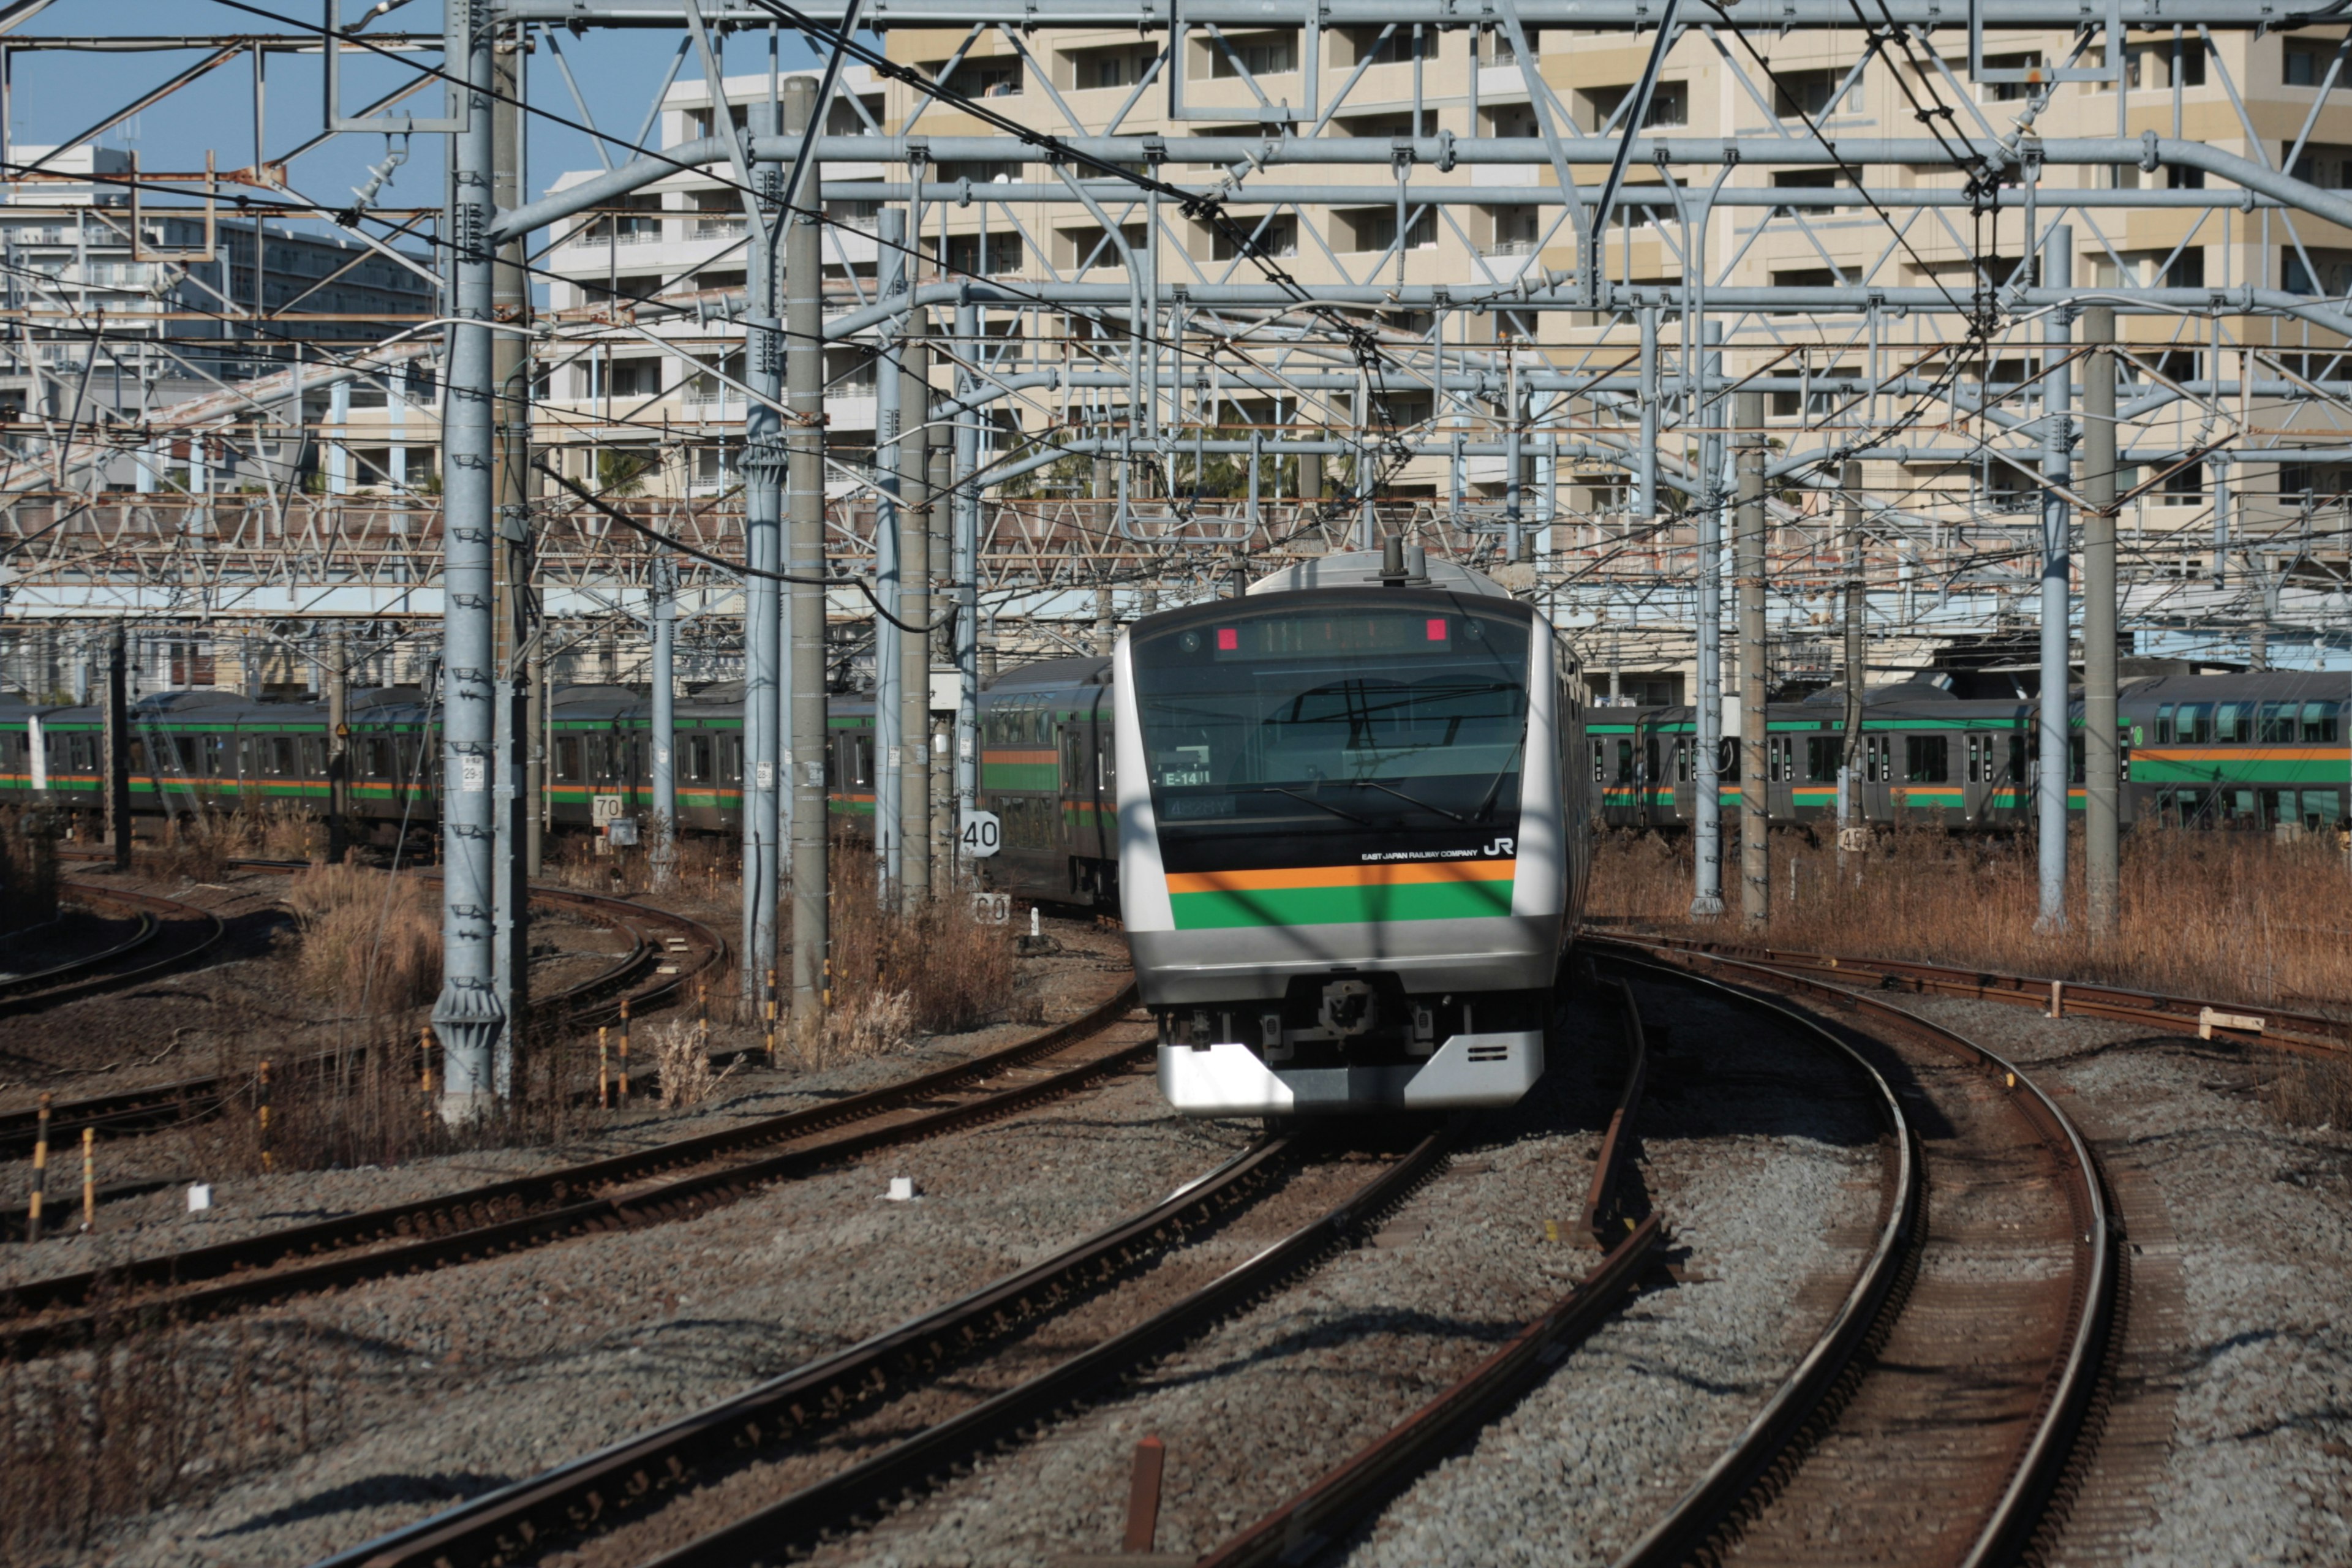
<box><xmin>1216</xmin><ymin>627</ymin><xmax>1239</xmax><ymax>651</ymax></box>
<box><xmin>1426</xmin><ymin>618</ymin><xmax>1449</xmax><ymax>641</ymax></box>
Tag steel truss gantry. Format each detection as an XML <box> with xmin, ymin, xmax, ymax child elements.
<box><xmin>9</xmin><ymin>0</ymin><xmax>2352</xmax><ymax>1098</ymax></box>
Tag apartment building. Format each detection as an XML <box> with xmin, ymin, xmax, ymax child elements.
<box><xmin>534</xmin><ymin>67</ymin><xmax>891</xmax><ymax>497</ymax></box>
<box><xmin>866</xmin><ymin>24</ymin><xmax>2352</xmax><ymax>547</ymax></box>
<box><xmin>1</xmin><ymin>144</ymin><xmax>441</xmax><ymax>492</ymax></box>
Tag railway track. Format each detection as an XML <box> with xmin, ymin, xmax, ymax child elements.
<box><xmin>0</xmin><ymin>881</ymin><xmax>225</xmax><ymax>1022</ymax></box>
<box><xmin>1594</xmin><ymin>938</ymin><xmax>2118</xmax><ymax>1568</ymax></box>
<box><xmin>0</xmin><ymin>865</ymin><xmax>724</xmax><ymax>1165</ymax></box>
<box><xmin>1629</xmin><ymin>930</ymin><xmax>2352</xmax><ymax>1057</ymax></box>
<box><xmin>0</xmin><ymin>979</ymin><xmax>1144</xmax><ymax>1357</ymax></box>
<box><xmin>317</xmin><ymin>1122</ymin><xmax>1458</xmax><ymax>1568</ymax></box>
<box><xmin>314</xmin><ymin>984</ymin><xmax>1673</xmax><ymax>1568</ymax></box>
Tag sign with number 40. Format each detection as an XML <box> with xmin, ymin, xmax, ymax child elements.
<box><xmin>960</xmin><ymin>809</ymin><xmax>1001</xmax><ymax>858</ymax></box>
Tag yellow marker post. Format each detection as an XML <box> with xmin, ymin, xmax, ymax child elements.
<box><xmin>27</xmin><ymin>1092</ymin><xmax>51</xmax><ymax>1243</ymax></box>
<box><xmin>79</xmin><ymin>1128</ymin><xmax>95</xmax><ymax>1234</ymax></box>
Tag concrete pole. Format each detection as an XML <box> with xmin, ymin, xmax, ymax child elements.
<box><xmin>327</xmin><ymin>625</ymin><xmax>349</xmax><ymax>862</ymax></box>
<box><xmin>873</xmin><ymin>211</ymin><xmax>907</xmax><ymax>899</ymax></box>
<box><xmin>929</xmin><ymin>430</ymin><xmax>956</xmax><ymax>886</ymax></box>
<box><xmin>489</xmin><ymin>28</ymin><xmax>529</xmax><ymax>1091</ymax></box>
<box><xmin>1838</xmin><ymin>462</ymin><xmax>1864</xmax><ymax>879</ymax></box>
<box><xmin>2081</xmin><ymin>305</ymin><xmax>2120</xmax><ymax>938</ymax></box>
<box><xmin>1735</xmin><ymin>389</ymin><xmax>1768</xmax><ymax>929</ymax></box>
<box><xmin>1688</xmin><ymin>320</ymin><xmax>1724</xmax><ymax>921</ymax></box>
<box><xmin>952</xmin><ymin>297</ymin><xmax>982</xmax><ymax>859</ymax></box>
<box><xmin>741</xmin><ymin>99</ymin><xmax>785</xmax><ymax>1009</ymax></box>
<box><xmin>431</xmin><ymin>0</ymin><xmax>504</xmax><ymax>1117</ymax></box>
<box><xmin>649</xmin><ymin>551</ymin><xmax>677</xmax><ymax>887</ymax></box>
<box><xmin>2036</xmin><ymin>226</ymin><xmax>2075</xmax><ymax>934</ymax></box>
<box><xmin>898</xmin><ymin>306</ymin><xmax>932</xmax><ymax>911</ymax></box>
<box><xmin>786</xmin><ymin>77</ymin><xmax>829</xmax><ymax>1049</ymax></box>
<box><xmin>105</xmin><ymin>626</ymin><xmax>129</xmax><ymax>871</ymax></box>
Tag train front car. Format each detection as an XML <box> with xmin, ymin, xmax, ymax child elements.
<box><xmin>1115</xmin><ymin>551</ymin><xmax>1585</xmax><ymax>1118</ymax></box>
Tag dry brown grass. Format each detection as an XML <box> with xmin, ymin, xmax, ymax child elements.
<box><xmin>282</xmin><ymin>855</ymin><xmax>440</xmax><ymax>1013</ymax></box>
<box><xmin>651</xmin><ymin>1016</ymin><xmax>733</xmax><ymax>1108</ymax></box>
<box><xmin>546</xmin><ymin>826</ymin><xmax>737</xmax><ymax>899</ymax></box>
<box><xmin>1589</xmin><ymin>824</ymin><xmax>2352</xmax><ymax>1017</ymax></box>
<box><xmin>821</xmin><ymin>865</ymin><xmax>1016</xmax><ymax>1059</ymax></box>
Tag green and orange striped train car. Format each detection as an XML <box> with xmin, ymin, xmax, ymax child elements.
<box><xmin>1590</xmin><ymin>672</ymin><xmax>2348</xmax><ymax>837</ymax></box>
<box><xmin>0</xmin><ymin>671</ymin><xmax>1120</xmax><ymax>911</ymax></box>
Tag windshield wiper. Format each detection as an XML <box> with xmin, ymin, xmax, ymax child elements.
<box><xmin>1335</xmin><ymin>778</ymin><xmax>1470</xmax><ymax>823</ymax></box>
<box><xmin>1243</xmin><ymin>786</ymin><xmax>1376</xmax><ymax>825</ymax></box>
<box><xmin>1468</xmin><ymin>748</ymin><xmax>1523</xmax><ymax>821</ymax></box>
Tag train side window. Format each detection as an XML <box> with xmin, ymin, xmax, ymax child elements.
<box><xmin>2070</xmin><ymin>734</ymin><xmax>2086</xmax><ymax>784</ymax></box>
<box><xmin>2304</xmin><ymin>701</ymin><xmax>2341</xmax><ymax>742</ymax></box>
<box><xmin>1673</xmin><ymin>738</ymin><xmax>1690</xmax><ymax>783</ymax></box>
<box><xmin>371</xmin><ymin>737</ymin><xmax>396</xmax><ymax>777</ymax></box>
<box><xmin>1804</xmin><ymin>736</ymin><xmax>1837</xmax><ymax>782</ymax></box>
<box><xmin>555</xmin><ymin>736</ymin><xmax>580</xmax><ymax>780</ymax></box>
<box><xmin>274</xmin><ymin>736</ymin><xmax>296</xmax><ymax>774</ymax></box>
<box><xmin>172</xmin><ymin>734</ymin><xmax>199</xmax><ymax>774</ymax></box>
<box><xmin>1615</xmin><ymin>738</ymin><xmax>1634</xmax><ymax>783</ymax></box>
<box><xmin>2257</xmin><ymin>701</ymin><xmax>2296</xmax><ymax>743</ymax></box>
<box><xmin>128</xmin><ymin>738</ymin><xmax>147</xmax><ymax>771</ymax></box>
<box><xmin>2178</xmin><ymin>703</ymin><xmax>2213</xmax><ymax>744</ymax></box>
<box><xmin>2214</xmin><ymin>702</ymin><xmax>2250</xmax><ymax>743</ymax></box>
<box><xmin>1643</xmin><ymin>737</ymin><xmax>1659</xmax><ymax>783</ymax></box>
<box><xmin>1904</xmin><ymin>735</ymin><xmax>1948</xmax><ymax>782</ymax></box>
<box><xmin>722</xmin><ymin>734</ymin><xmax>742</xmax><ymax>782</ymax></box>
<box><xmin>2154</xmin><ymin>704</ymin><xmax>2173</xmax><ymax>744</ymax></box>
<box><xmin>1589</xmin><ymin>739</ymin><xmax>1605</xmax><ymax>785</ymax></box>
<box><xmin>688</xmin><ymin>735</ymin><xmax>713</xmax><ymax>782</ymax></box>
<box><xmin>2005</xmin><ymin>734</ymin><xmax>2026</xmax><ymax>781</ymax></box>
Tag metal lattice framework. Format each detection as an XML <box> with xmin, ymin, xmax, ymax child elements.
<box><xmin>7</xmin><ymin>0</ymin><xmax>2352</xmax><ymax>1099</ymax></box>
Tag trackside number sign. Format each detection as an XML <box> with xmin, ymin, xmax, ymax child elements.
<box><xmin>960</xmin><ymin>810</ymin><xmax>1001</xmax><ymax>858</ymax></box>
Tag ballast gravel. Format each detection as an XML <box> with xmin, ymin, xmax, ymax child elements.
<box><xmin>36</xmin><ymin>971</ymin><xmax>1197</xmax><ymax>1568</ymax></box>
<box><xmin>1890</xmin><ymin>993</ymin><xmax>2352</xmax><ymax>1568</ymax></box>
<box><xmin>788</xmin><ymin>978</ymin><xmax>1889</xmax><ymax>1567</ymax></box>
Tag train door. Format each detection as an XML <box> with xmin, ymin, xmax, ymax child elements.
<box><xmin>1858</xmin><ymin>728</ymin><xmax>1893</xmax><ymax>822</ymax></box>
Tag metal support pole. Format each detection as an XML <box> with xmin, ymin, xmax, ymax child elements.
<box><xmin>1635</xmin><ymin>307</ymin><xmax>1658</xmax><ymax>518</ymax></box>
<box><xmin>489</xmin><ymin>28</ymin><xmax>530</xmax><ymax>1091</ymax></box>
<box><xmin>786</xmin><ymin>76</ymin><xmax>828</xmax><ymax>1048</ymax></box>
<box><xmin>873</xmin><ymin>211</ymin><xmax>907</xmax><ymax>899</ymax></box>
<box><xmin>1689</xmin><ymin>320</ymin><xmax>1724</xmax><ymax>921</ymax></box>
<box><xmin>326</xmin><ymin>626</ymin><xmax>349</xmax><ymax>862</ymax></box>
<box><xmin>526</xmin><ymin>641</ymin><xmax>546</xmax><ymax>876</ymax></box>
<box><xmin>741</xmin><ymin>99</ymin><xmax>785</xmax><ymax>1009</ymax></box>
<box><xmin>1735</xmin><ymin>389</ymin><xmax>1768</xmax><ymax>929</ymax></box>
<box><xmin>898</xmin><ymin>303</ymin><xmax>932</xmax><ymax>911</ymax></box>
<box><xmin>2037</xmin><ymin>226</ymin><xmax>2075</xmax><ymax>934</ymax></box>
<box><xmin>952</xmin><ymin>296</ymin><xmax>982</xmax><ymax>858</ymax></box>
<box><xmin>2082</xmin><ymin>305</ymin><xmax>2120</xmax><ymax>938</ymax></box>
<box><xmin>929</xmin><ymin>429</ymin><xmax>957</xmax><ymax>886</ymax></box>
<box><xmin>1838</xmin><ymin>461</ymin><xmax>1864</xmax><ymax>878</ymax></box>
<box><xmin>431</xmin><ymin>0</ymin><xmax>504</xmax><ymax>1118</ymax></box>
<box><xmin>105</xmin><ymin>626</ymin><xmax>129</xmax><ymax>871</ymax></box>
<box><xmin>2088</xmin><ymin>310</ymin><xmax>2126</xmax><ymax>940</ymax></box>
<box><xmin>649</xmin><ymin>551</ymin><xmax>677</xmax><ymax>887</ymax></box>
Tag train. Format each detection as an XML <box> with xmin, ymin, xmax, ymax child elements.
<box><xmin>1590</xmin><ymin>671</ymin><xmax>2350</xmax><ymax>837</ymax></box>
<box><xmin>1115</xmin><ymin>550</ymin><xmax>1589</xmax><ymax>1118</ymax></box>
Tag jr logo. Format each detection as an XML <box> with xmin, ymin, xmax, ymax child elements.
<box><xmin>1482</xmin><ymin>837</ymin><xmax>1515</xmax><ymax>858</ymax></box>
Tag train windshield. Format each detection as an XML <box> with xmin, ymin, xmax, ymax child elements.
<box><xmin>1130</xmin><ymin>598</ymin><xmax>1532</xmax><ymax>872</ymax></box>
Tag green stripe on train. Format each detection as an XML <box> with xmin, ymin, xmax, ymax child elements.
<box><xmin>1169</xmin><ymin>876</ymin><xmax>1514</xmax><ymax>930</ymax></box>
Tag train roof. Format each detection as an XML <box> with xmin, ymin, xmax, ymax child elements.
<box><xmin>986</xmin><ymin>655</ymin><xmax>1110</xmax><ymax>692</ymax></box>
<box><xmin>2118</xmin><ymin>670</ymin><xmax>2352</xmax><ymax>704</ymax></box>
<box><xmin>1246</xmin><ymin>548</ymin><xmax>1512</xmax><ymax>598</ymax></box>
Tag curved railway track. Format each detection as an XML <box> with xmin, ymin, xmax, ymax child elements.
<box><xmin>0</xmin><ymin>881</ymin><xmax>225</xmax><ymax>1022</ymax></box>
<box><xmin>1627</xmin><ymin>929</ymin><xmax>2351</xmax><ymax>1057</ymax></box>
<box><xmin>0</xmin><ymin>979</ymin><xmax>1144</xmax><ymax>1357</ymax></box>
<box><xmin>1593</xmin><ymin>938</ymin><xmax>2118</xmax><ymax>1568</ymax></box>
<box><xmin>0</xmin><ymin>864</ymin><xmax>725</xmax><ymax>1164</ymax></box>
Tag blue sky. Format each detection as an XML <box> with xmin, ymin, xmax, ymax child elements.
<box><xmin>7</xmin><ymin>2</ymin><xmax>824</xmax><ymax>242</ymax></box>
